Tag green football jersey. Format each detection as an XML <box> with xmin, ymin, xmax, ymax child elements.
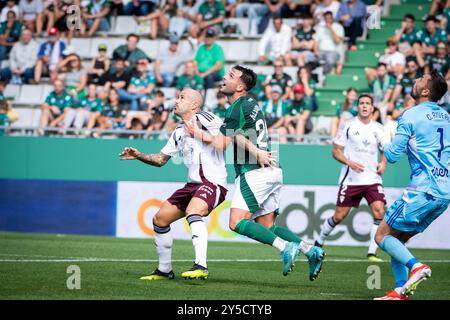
<box><xmin>219</xmin><ymin>95</ymin><xmax>269</xmax><ymax>177</ymax></box>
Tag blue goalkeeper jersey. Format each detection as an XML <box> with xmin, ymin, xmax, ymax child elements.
<box><xmin>383</xmin><ymin>101</ymin><xmax>450</xmax><ymax>199</ymax></box>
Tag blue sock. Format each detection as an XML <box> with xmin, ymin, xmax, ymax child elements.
<box><xmin>391</xmin><ymin>258</ymin><xmax>408</xmax><ymax>288</ymax></box>
<box><xmin>379</xmin><ymin>235</ymin><xmax>419</xmax><ymax>270</ymax></box>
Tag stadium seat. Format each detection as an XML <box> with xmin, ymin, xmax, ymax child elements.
<box><xmin>70</xmin><ymin>38</ymin><xmax>92</xmax><ymax>59</ymax></box>
<box><xmin>160</xmin><ymin>88</ymin><xmax>176</xmax><ymax>100</ymax></box>
<box><xmin>10</xmin><ymin>107</ymin><xmax>36</xmax><ymax>127</ymax></box>
<box><xmin>4</xmin><ymin>84</ymin><xmax>20</xmax><ymax>101</ymax></box>
<box><xmin>325</xmin><ymin>74</ymin><xmax>369</xmax><ymax>91</ymax></box>
<box><xmin>227</xmin><ymin>18</ymin><xmax>250</xmax><ymax>37</ymax></box>
<box><xmin>139</xmin><ymin>39</ymin><xmax>161</xmax><ymax>59</ymax></box>
<box><xmin>368</xmin><ymin>27</ymin><xmax>398</xmax><ymax>41</ymax></box>
<box><xmin>112</xmin><ymin>16</ymin><xmax>139</xmax><ymax>36</ymax></box>
<box><xmin>16</xmin><ymin>85</ymin><xmax>44</xmax><ymax>105</ymax></box>
<box><xmin>389</xmin><ymin>4</ymin><xmax>429</xmax><ymax>20</ymax></box>
<box><xmin>225</xmin><ymin>40</ymin><xmax>252</xmax><ymax>62</ymax></box>
<box><xmin>41</xmin><ymin>84</ymin><xmax>54</xmax><ymax>100</ymax></box>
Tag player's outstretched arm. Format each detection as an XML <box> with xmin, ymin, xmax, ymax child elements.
<box><xmin>235</xmin><ymin>134</ymin><xmax>277</xmax><ymax>167</ymax></box>
<box><xmin>118</xmin><ymin>147</ymin><xmax>170</xmax><ymax>167</ymax></box>
<box><xmin>382</xmin><ymin>134</ymin><xmax>409</xmax><ymax>163</ymax></box>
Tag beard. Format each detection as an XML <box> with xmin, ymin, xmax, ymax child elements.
<box><xmin>411</xmin><ymin>85</ymin><xmax>420</xmax><ymax>100</ymax></box>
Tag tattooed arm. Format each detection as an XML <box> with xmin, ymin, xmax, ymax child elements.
<box><xmin>118</xmin><ymin>147</ymin><xmax>170</xmax><ymax>167</ymax></box>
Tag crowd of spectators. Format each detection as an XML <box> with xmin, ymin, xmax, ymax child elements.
<box><xmin>0</xmin><ymin>0</ymin><xmax>448</xmax><ymax>143</ymax></box>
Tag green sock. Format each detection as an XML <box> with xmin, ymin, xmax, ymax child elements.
<box><xmin>270</xmin><ymin>225</ymin><xmax>302</xmax><ymax>244</ymax></box>
<box><xmin>235</xmin><ymin>219</ymin><xmax>276</xmax><ymax>245</ymax></box>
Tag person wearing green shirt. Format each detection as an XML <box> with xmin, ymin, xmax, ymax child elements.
<box><xmin>391</xmin><ymin>59</ymin><xmax>422</xmax><ymax>110</ymax></box>
<box><xmin>39</xmin><ymin>79</ymin><xmax>74</xmax><ymax>134</ymax></box>
<box><xmin>0</xmin><ymin>99</ymin><xmax>9</xmax><ymax>136</ymax></box>
<box><xmin>262</xmin><ymin>85</ymin><xmax>289</xmax><ymax>143</ymax></box>
<box><xmin>176</xmin><ymin>60</ymin><xmax>205</xmax><ymax>94</ymax></box>
<box><xmin>393</xmin><ymin>14</ymin><xmax>418</xmax><ymax>57</ymax></box>
<box><xmin>212</xmin><ymin>92</ymin><xmax>229</xmax><ymax>119</ymax></box>
<box><xmin>112</xmin><ymin>34</ymin><xmax>150</xmax><ymax>72</ymax></box>
<box><xmin>330</xmin><ymin>87</ymin><xmax>358</xmax><ymax>138</ymax></box>
<box><xmin>285</xmin><ymin>84</ymin><xmax>313</xmax><ymax>141</ymax></box>
<box><xmin>83</xmin><ymin>0</ymin><xmax>111</xmax><ymax>37</ymax></box>
<box><xmin>423</xmin><ymin>41</ymin><xmax>450</xmax><ymax>80</ymax></box>
<box><xmin>194</xmin><ymin>28</ymin><xmax>225</xmax><ymax>89</ymax></box>
<box><xmin>0</xmin><ymin>10</ymin><xmax>22</xmax><ymax>62</ymax></box>
<box><xmin>369</xmin><ymin>62</ymin><xmax>396</xmax><ymax>112</ymax></box>
<box><xmin>185</xmin><ymin>65</ymin><xmax>325</xmax><ymax>280</ymax></box>
<box><xmin>197</xmin><ymin>0</ymin><xmax>225</xmax><ymax>41</ymax></box>
<box><xmin>414</xmin><ymin>15</ymin><xmax>448</xmax><ymax>55</ymax></box>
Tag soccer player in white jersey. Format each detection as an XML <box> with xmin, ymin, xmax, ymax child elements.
<box><xmin>315</xmin><ymin>94</ymin><xmax>388</xmax><ymax>261</ymax></box>
<box><xmin>119</xmin><ymin>88</ymin><xmax>227</xmax><ymax>280</ymax></box>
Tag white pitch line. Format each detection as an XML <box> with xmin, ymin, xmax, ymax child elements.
<box><xmin>1</xmin><ymin>258</ymin><xmax>450</xmax><ymax>263</ymax></box>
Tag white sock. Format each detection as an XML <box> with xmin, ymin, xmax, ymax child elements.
<box><xmin>272</xmin><ymin>237</ymin><xmax>288</xmax><ymax>252</ymax></box>
<box><xmin>316</xmin><ymin>217</ymin><xmax>337</xmax><ymax>246</ymax></box>
<box><xmin>187</xmin><ymin>214</ymin><xmax>208</xmax><ymax>268</ymax></box>
<box><xmin>299</xmin><ymin>241</ymin><xmax>313</xmax><ymax>255</ymax></box>
<box><xmin>153</xmin><ymin>224</ymin><xmax>173</xmax><ymax>273</ymax></box>
<box><xmin>368</xmin><ymin>220</ymin><xmax>381</xmax><ymax>256</ymax></box>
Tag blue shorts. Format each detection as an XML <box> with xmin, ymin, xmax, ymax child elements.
<box><xmin>385</xmin><ymin>190</ymin><xmax>450</xmax><ymax>233</ymax></box>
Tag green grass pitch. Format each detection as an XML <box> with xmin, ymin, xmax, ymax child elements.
<box><xmin>1</xmin><ymin>232</ymin><xmax>450</xmax><ymax>300</ymax></box>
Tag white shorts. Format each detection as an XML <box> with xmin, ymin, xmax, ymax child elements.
<box><xmin>231</xmin><ymin>167</ymin><xmax>283</xmax><ymax>219</ymax></box>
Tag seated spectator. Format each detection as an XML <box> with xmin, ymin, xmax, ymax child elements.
<box><xmin>146</xmin><ymin>89</ymin><xmax>169</xmax><ymax>135</ymax></box>
<box><xmin>102</xmin><ymin>58</ymin><xmax>132</xmax><ymax>95</ymax></box>
<box><xmin>110</xmin><ymin>0</ymin><xmax>124</xmax><ymax>16</ymax></box>
<box><xmin>265</xmin><ymin>0</ymin><xmax>284</xmax><ymax>17</ymax></box>
<box><xmin>82</xmin><ymin>0</ymin><xmax>111</xmax><ymax>37</ymax></box>
<box><xmin>134</xmin><ymin>2</ymin><xmax>168</xmax><ymax>40</ymax></box>
<box><xmin>195</xmin><ymin>0</ymin><xmax>226</xmax><ymax>42</ymax></box>
<box><xmin>366</xmin><ymin>38</ymin><xmax>406</xmax><ymax>80</ymax></box>
<box><xmin>154</xmin><ymin>33</ymin><xmax>194</xmax><ymax>87</ymax></box>
<box><xmin>235</xmin><ymin>0</ymin><xmax>269</xmax><ymax>35</ymax></box>
<box><xmin>314</xmin><ymin>11</ymin><xmax>344</xmax><ymax>74</ymax></box>
<box><xmin>87</xmin><ymin>43</ymin><xmax>110</xmax><ymax>85</ymax></box>
<box><xmin>287</xmin><ymin>14</ymin><xmax>317</xmax><ymax>67</ymax></box>
<box><xmin>0</xmin><ymin>10</ymin><xmax>22</xmax><ymax>62</ymax></box>
<box><xmin>390</xmin><ymin>58</ymin><xmax>422</xmax><ymax>114</ymax></box>
<box><xmin>56</xmin><ymin>52</ymin><xmax>88</xmax><ymax>103</ymax></box>
<box><xmin>0</xmin><ymin>99</ymin><xmax>10</xmax><ymax>135</ymax></box>
<box><xmin>120</xmin><ymin>58</ymin><xmax>155</xmax><ymax>111</ymax></box>
<box><xmin>367</xmin><ymin>62</ymin><xmax>396</xmax><ymax>118</ymax></box>
<box><xmin>34</xmin><ymin>27</ymin><xmax>66</xmax><ymax>83</ymax></box>
<box><xmin>262</xmin><ymin>84</ymin><xmax>289</xmax><ymax>143</ymax></box>
<box><xmin>0</xmin><ymin>28</ymin><xmax>37</xmax><ymax>84</ymax></box>
<box><xmin>336</xmin><ymin>0</ymin><xmax>366</xmax><ymax>51</ymax></box>
<box><xmin>63</xmin><ymin>84</ymin><xmax>103</xmax><ymax>133</ymax></box>
<box><xmin>39</xmin><ymin>79</ymin><xmax>74</xmax><ymax>133</ymax></box>
<box><xmin>123</xmin><ymin>0</ymin><xmax>159</xmax><ymax>16</ymax></box>
<box><xmin>262</xmin><ymin>58</ymin><xmax>293</xmax><ymax>101</ymax></box>
<box><xmin>295</xmin><ymin>66</ymin><xmax>317</xmax><ymax>110</ymax></box>
<box><xmin>281</xmin><ymin>0</ymin><xmax>312</xmax><ymax>18</ymax></box>
<box><xmin>416</xmin><ymin>40</ymin><xmax>450</xmax><ymax>80</ymax></box>
<box><xmin>285</xmin><ymin>83</ymin><xmax>312</xmax><ymax>141</ymax></box>
<box><xmin>166</xmin><ymin>0</ymin><xmax>200</xmax><ymax>39</ymax></box>
<box><xmin>314</xmin><ymin>0</ymin><xmax>340</xmax><ymax>24</ymax></box>
<box><xmin>213</xmin><ymin>91</ymin><xmax>229</xmax><ymax>119</ymax></box>
<box><xmin>95</xmin><ymin>88</ymin><xmax>127</xmax><ymax>136</ymax></box>
<box><xmin>330</xmin><ymin>87</ymin><xmax>358</xmax><ymax>137</ymax></box>
<box><xmin>0</xmin><ymin>0</ymin><xmax>19</xmax><ymax>23</ymax></box>
<box><xmin>18</xmin><ymin>0</ymin><xmax>43</xmax><ymax>33</ymax></box>
<box><xmin>112</xmin><ymin>33</ymin><xmax>150</xmax><ymax>73</ymax></box>
<box><xmin>194</xmin><ymin>28</ymin><xmax>225</xmax><ymax>89</ymax></box>
<box><xmin>176</xmin><ymin>60</ymin><xmax>204</xmax><ymax>94</ymax></box>
<box><xmin>392</xmin><ymin>14</ymin><xmax>418</xmax><ymax>57</ymax></box>
<box><xmin>414</xmin><ymin>15</ymin><xmax>447</xmax><ymax>55</ymax></box>
<box><xmin>258</xmin><ymin>15</ymin><xmax>291</xmax><ymax>65</ymax></box>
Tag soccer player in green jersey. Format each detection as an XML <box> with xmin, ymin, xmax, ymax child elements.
<box><xmin>185</xmin><ymin>65</ymin><xmax>325</xmax><ymax>280</ymax></box>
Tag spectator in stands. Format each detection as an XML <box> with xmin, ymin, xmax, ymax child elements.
<box><xmin>262</xmin><ymin>84</ymin><xmax>289</xmax><ymax>143</ymax></box>
<box><xmin>0</xmin><ymin>28</ymin><xmax>38</xmax><ymax>84</ymax></box>
<box><xmin>285</xmin><ymin>83</ymin><xmax>312</xmax><ymax>141</ymax></box>
<box><xmin>134</xmin><ymin>3</ymin><xmax>169</xmax><ymax>40</ymax></box>
<box><xmin>235</xmin><ymin>0</ymin><xmax>269</xmax><ymax>36</ymax></box>
<box><xmin>56</xmin><ymin>52</ymin><xmax>88</xmax><ymax>103</ymax></box>
<box><xmin>39</xmin><ymin>78</ymin><xmax>74</xmax><ymax>133</ymax></box>
<box><xmin>166</xmin><ymin>0</ymin><xmax>200</xmax><ymax>39</ymax></box>
<box><xmin>48</xmin><ymin>0</ymin><xmax>76</xmax><ymax>42</ymax></box>
<box><xmin>248</xmin><ymin>73</ymin><xmax>267</xmax><ymax>102</ymax></box>
<box><xmin>0</xmin><ymin>98</ymin><xmax>9</xmax><ymax>135</ymax></box>
<box><xmin>392</xmin><ymin>14</ymin><xmax>418</xmax><ymax>57</ymax></box>
<box><xmin>154</xmin><ymin>33</ymin><xmax>194</xmax><ymax>87</ymax></box>
<box><xmin>34</xmin><ymin>27</ymin><xmax>65</xmax><ymax>83</ymax></box>
<box><xmin>265</xmin><ymin>0</ymin><xmax>284</xmax><ymax>17</ymax></box>
<box><xmin>314</xmin><ymin>0</ymin><xmax>340</xmax><ymax>24</ymax></box>
<box><xmin>110</xmin><ymin>0</ymin><xmax>124</xmax><ymax>16</ymax></box>
<box><xmin>263</xmin><ymin>57</ymin><xmax>293</xmax><ymax>101</ymax></box>
<box><xmin>112</xmin><ymin>33</ymin><xmax>149</xmax><ymax>73</ymax></box>
<box><xmin>102</xmin><ymin>58</ymin><xmax>132</xmax><ymax>93</ymax></box>
<box><xmin>441</xmin><ymin>1</ymin><xmax>450</xmax><ymax>40</ymax></box>
<box><xmin>330</xmin><ymin>87</ymin><xmax>358</xmax><ymax>137</ymax></box>
<box><xmin>82</xmin><ymin>0</ymin><xmax>111</xmax><ymax>37</ymax></box>
<box><xmin>18</xmin><ymin>0</ymin><xmax>44</xmax><ymax>33</ymax></box>
<box><xmin>258</xmin><ymin>15</ymin><xmax>291</xmax><ymax>65</ymax></box>
<box><xmin>0</xmin><ymin>0</ymin><xmax>19</xmax><ymax>23</ymax></box>
<box><xmin>287</xmin><ymin>13</ymin><xmax>317</xmax><ymax>67</ymax></box>
<box><xmin>195</xmin><ymin>0</ymin><xmax>226</xmax><ymax>42</ymax></box>
<box><xmin>96</xmin><ymin>88</ymin><xmax>127</xmax><ymax>135</ymax></box>
<box><xmin>63</xmin><ymin>83</ymin><xmax>102</xmax><ymax>133</ymax></box>
<box><xmin>414</xmin><ymin>15</ymin><xmax>447</xmax><ymax>55</ymax></box>
<box><xmin>213</xmin><ymin>91</ymin><xmax>229</xmax><ymax>119</ymax></box>
<box><xmin>124</xmin><ymin>0</ymin><xmax>159</xmax><ymax>16</ymax></box>
<box><xmin>428</xmin><ymin>0</ymin><xmax>447</xmax><ymax>17</ymax></box>
<box><xmin>87</xmin><ymin>43</ymin><xmax>110</xmax><ymax>85</ymax></box>
<box><xmin>295</xmin><ymin>66</ymin><xmax>317</xmax><ymax>110</ymax></box>
<box><xmin>378</xmin><ymin>38</ymin><xmax>406</xmax><ymax>77</ymax></box>
<box><xmin>146</xmin><ymin>89</ymin><xmax>169</xmax><ymax>135</ymax></box>
<box><xmin>194</xmin><ymin>28</ymin><xmax>225</xmax><ymax>89</ymax></box>
<box><xmin>314</xmin><ymin>11</ymin><xmax>344</xmax><ymax>74</ymax></box>
<box><xmin>176</xmin><ymin>59</ymin><xmax>204</xmax><ymax>93</ymax></box>
<box><xmin>390</xmin><ymin>58</ymin><xmax>421</xmax><ymax>118</ymax></box>
<box><xmin>416</xmin><ymin>40</ymin><xmax>450</xmax><ymax>80</ymax></box>
<box><xmin>0</xmin><ymin>10</ymin><xmax>22</xmax><ymax>62</ymax></box>
<box><xmin>281</xmin><ymin>0</ymin><xmax>312</xmax><ymax>18</ymax></box>
<box><xmin>336</xmin><ymin>0</ymin><xmax>366</xmax><ymax>51</ymax></box>
<box><xmin>367</xmin><ymin>62</ymin><xmax>396</xmax><ymax>118</ymax></box>
<box><xmin>120</xmin><ymin>58</ymin><xmax>155</xmax><ymax>111</ymax></box>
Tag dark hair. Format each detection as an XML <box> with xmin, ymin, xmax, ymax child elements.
<box><xmin>427</xmin><ymin>69</ymin><xmax>448</xmax><ymax>102</ymax></box>
<box><xmin>377</xmin><ymin>62</ymin><xmax>387</xmax><ymax>69</ymax></box>
<box><xmin>403</xmin><ymin>14</ymin><xmax>415</xmax><ymax>22</ymax></box>
<box><xmin>273</xmin><ymin>14</ymin><xmax>282</xmax><ymax>22</ymax></box>
<box><xmin>233</xmin><ymin>65</ymin><xmax>257</xmax><ymax>91</ymax></box>
<box><xmin>155</xmin><ymin>90</ymin><xmax>165</xmax><ymax>97</ymax></box>
<box><xmin>343</xmin><ymin>87</ymin><xmax>358</xmax><ymax>111</ymax></box>
<box><xmin>358</xmin><ymin>94</ymin><xmax>374</xmax><ymax>105</ymax></box>
<box><xmin>323</xmin><ymin>11</ymin><xmax>333</xmax><ymax>17</ymax></box>
<box><xmin>0</xmin><ymin>99</ymin><xmax>8</xmax><ymax>111</ymax></box>
<box><xmin>127</xmin><ymin>33</ymin><xmax>140</xmax><ymax>42</ymax></box>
